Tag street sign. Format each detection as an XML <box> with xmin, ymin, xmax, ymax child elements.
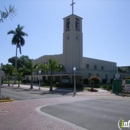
<box><xmin>125</xmin><ymin>84</ymin><xmax>130</xmax><ymax>91</ymax></box>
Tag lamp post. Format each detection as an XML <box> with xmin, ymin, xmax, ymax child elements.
<box><xmin>73</xmin><ymin>67</ymin><xmax>76</xmax><ymax>96</ymax></box>
<box><xmin>115</xmin><ymin>67</ymin><xmax>120</xmax><ymax>80</ymax></box>
<box><xmin>38</xmin><ymin>70</ymin><xmax>41</xmax><ymax>90</ymax></box>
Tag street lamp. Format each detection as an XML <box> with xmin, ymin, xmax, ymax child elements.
<box><xmin>38</xmin><ymin>70</ymin><xmax>41</xmax><ymax>90</ymax></box>
<box><xmin>73</xmin><ymin>67</ymin><xmax>76</xmax><ymax>96</ymax></box>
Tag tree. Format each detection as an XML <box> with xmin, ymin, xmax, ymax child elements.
<box><xmin>0</xmin><ymin>5</ymin><xmax>16</xmax><ymax>23</ymax></box>
<box><xmin>47</xmin><ymin>59</ymin><xmax>65</xmax><ymax>92</ymax></box>
<box><xmin>7</xmin><ymin>25</ymin><xmax>28</xmax><ymax>69</ymax></box>
<box><xmin>2</xmin><ymin>64</ymin><xmax>14</xmax><ymax>86</ymax></box>
<box><xmin>36</xmin><ymin>63</ymin><xmax>48</xmax><ymax>73</ymax></box>
<box><xmin>25</xmin><ymin>59</ymin><xmax>38</xmax><ymax>89</ymax></box>
<box><xmin>89</xmin><ymin>76</ymin><xmax>100</xmax><ymax>91</ymax></box>
<box><xmin>8</xmin><ymin>55</ymin><xmax>30</xmax><ymax>76</ymax></box>
<box><xmin>16</xmin><ymin>68</ymin><xmax>24</xmax><ymax>87</ymax></box>
<box><xmin>35</xmin><ymin>63</ymin><xmax>48</xmax><ymax>90</ymax></box>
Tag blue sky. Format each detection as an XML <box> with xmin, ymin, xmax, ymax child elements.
<box><xmin>0</xmin><ymin>0</ymin><xmax>130</xmax><ymax>66</ymax></box>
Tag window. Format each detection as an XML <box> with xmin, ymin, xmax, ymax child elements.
<box><xmin>66</xmin><ymin>18</ymin><xmax>70</xmax><ymax>31</ymax></box>
<box><xmin>86</xmin><ymin>64</ymin><xmax>89</xmax><ymax>69</ymax></box>
<box><xmin>88</xmin><ymin>73</ymin><xmax>91</xmax><ymax>78</ymax></box>
<box><xmin>67</xmin><ymin>36</ymin><xmax>69</xmax><ymax>40</ymax></box>
<box><xmin>113</xmin><ymin>75</ymin><xmax>115</xmax><ymax>79</ymax></box>
<box><xmin>75</xmin><ymin>18</ymin><xmax>80</xmax><ymax>31</ymax></box>
<box><xmin>94</xmin><ymin>65</ymin><xmax>97</xmax><ymax>70</ymax></box>
<box><xmin>76</xmin><ymin>36</ymin><xmax>78</xmax><ymax>41</ymax></box>
<box><xmin>101</xmin><ymin>66</ymin><xmax>104</xmax><ymax>70</ymax></box>
<box><xmin>105</xmin><ymin>74</ymin><xmax>108</xmax><ymax>79</ymax></box>
<box><xmin>97</xmin><ymin>73</ymin><xmax>99</xmax><ymax>77</ymax></box>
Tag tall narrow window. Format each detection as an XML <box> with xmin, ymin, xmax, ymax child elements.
<box><xmin>94</xmin><ymin>65</ymin><xmax>97</xmax><ymax>70</ymax></box>
<box><xmin>113</xmin><ymin>75</ymin><xmax>115</xmax><ymax>79</ymax></box>
<box><xmin>75</xmin><ymin>18</ymin><xmax>80</xmax><ymax>31</ymax></box>
<box><xmin>66</xmin><ymin>18</ymin><xmax>70</xmax><ymax>31</ymax></box>
<box><xmin>76</xmin><ymin>36</ymin><xmax>78</xmax><ymax>40</ymax></box>
<box><xmin>88</xmin><ymin>73</ymin><xmax>91</xmax><ymax>78</ymax></box>
<box><xmin>101</xmin><ymin>66</ymin><xmax>104</xmax><ymax>70</ymax></box>
<box><xmin>105</xmin><ymin>74</ymin><xmax>108</xmax><ymax>79</ymax></box>
<box><xmin>86</xmin><ymin>64</ymin><xmax>89</xmax><ymax>69</ymax></box>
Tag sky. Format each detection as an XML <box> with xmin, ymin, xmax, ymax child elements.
<box><xmin>0</xmin><ymin>0</ymin><xmax>130</xmax><ymax>66</ymax></box>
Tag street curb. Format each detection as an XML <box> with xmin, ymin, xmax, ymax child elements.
<box><xmin>0</xmin><ymin>98</ymin><xmax>13</xmax><ymax>103</ymax></box>
<box><xmin>36</xmin><ymin>106</ymin><xmax>88</xmax><ymax>130</ymax></box>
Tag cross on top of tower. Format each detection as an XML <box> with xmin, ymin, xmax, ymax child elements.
<box><xmin>70</xmin><ymin>0</ymin><xmax>75</xmax><ymax>14</ymax></box>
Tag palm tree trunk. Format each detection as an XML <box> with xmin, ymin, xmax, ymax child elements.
<box><xmin>15</xmin><ymin>44</ymin><xmax>17</xmax><ymax>69</ymax></box>
<box><xmin>30</xmin><ymin>72</ymin><xmax>33</xmax><ymax>89</ymax></box>
<box><xmin>14</xmin><ymin>45</ymin><xmax>18</xmax><ymax>84</ymax></box>
<box><xmin>6</xmin><ymin>74</ymin><xmax>7</xmax><ymax>84</ymax></box>
<box><xmin>8</xmin><ymin>75</ymin><xmax>10</xmax><ymax>86</ymax></box>
<box><xmin>49</xmin><ymin>71</ymin><xmax>53</xmax><ymax>92</ymax></box>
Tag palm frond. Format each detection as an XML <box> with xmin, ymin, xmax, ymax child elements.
<box><xmin>20</xmin><ymin>30</ymin><xmax>28</xmax><ymax>36</ymax></box>
<box><xmin>4</xmin><ymin>6</ymin><xmax>8</xmax><ymax>14</ymax></box>
<box><xmin>7</xmin><ymin>30</ymin><xmax>16</xmax><ymax>35</ymax></box>
<box><xmin>0</xmin><ymin>5</ymin><xmax>17</xmax><ymax>23</ymax></box>
<box><xmin>20</xmin><ymin>37</ymin><xmax>25</xmax><ymax>46</ymax></box>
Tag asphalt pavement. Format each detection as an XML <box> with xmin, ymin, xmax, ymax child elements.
<box><xmin>41</xmin><ymin>97</ymin><xmax>130</xmax><ymax>130</ymax></box>
<box><xmin>1</xmin><ymin>84</ymin><xmax>72</xmax><ymax>100</ymax></box>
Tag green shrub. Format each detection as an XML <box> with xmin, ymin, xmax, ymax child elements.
<box><xmin>41</xmin><ymin>82</ymin><xmax>45</xmax><ymax>86</ymax></box>
<box><xmin>106</xmin><ymin>84</ymin><xmax>112</xmax><ymax>90</ymax></box>
<box><xmin>33</xmin><ymin>80</ymin><xmax>39</xmax><ymax>83</ymax></box>
<box><xmin>100</xmin><ymin>84</ymin><xmax>112</xmax><ymax>90</ymax></box>
<box><xmin>100</xmin><ymin>86</ymin><xmax>104</xmax><ymax>89</ymax></box>
<box><xmin>55</xmin><ymin>82</ymin><xmax>61</xmax><ymax>87</ymax></box>
<box><xmin>42</xmin><ymin>80</ymin><xmax>50</xmax><ymax>86</ymax></box>
<box><xmin>102</xmin><ymin>79</ymin><xmax>107</xmax><ymax>84</ymax></box>
<box><xmin>83</xmin><ymin>79</ymin><xmax>89</xmax><ymax>84</ymax></box>
<box><xmin>22</xmin><ymin>79</ymin><xmax>31</xmax><ymax>84</ymax></box>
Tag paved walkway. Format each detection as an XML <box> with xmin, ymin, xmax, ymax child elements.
<box><xmin>2</xmin><ymin>84</ymin><xmax>111</xmax><ymax>96</ymax></box>
<box><xmin>0</xmin><ymin>84</ymin><xmax>112</xmax><ymax>130</ymax></box>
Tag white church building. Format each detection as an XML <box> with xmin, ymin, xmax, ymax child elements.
<box><xmin>31</xmin><ymin>1</ymin><xmax>118</xmax><ymax>85</ymax></box>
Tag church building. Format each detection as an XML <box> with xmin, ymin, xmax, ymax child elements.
<box><xmin>31</xmin><ymin>1</ymin><xmax>117</xmax><ymax>84</ymax></box>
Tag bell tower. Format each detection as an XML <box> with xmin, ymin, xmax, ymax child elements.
<box><xmin>63</xmin><ymin>0</ymin><xmax>83</xmax><ymax>72</ymax></box>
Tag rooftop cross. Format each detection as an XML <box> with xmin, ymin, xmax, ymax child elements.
<box><xmin>70</xmin><ymin>0</ymin><xmax>75</xmax><ymax>14</ymax></box>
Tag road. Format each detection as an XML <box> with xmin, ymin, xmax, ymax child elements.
<box><xmin>1</xmin><ymin>85</ymin><xmax>71</xmax><ymax>100</ymax></box>
<box><xmin>41</xmin><ymin>97</ymin><xmax>130</xmax><ymax>130</ymax></box>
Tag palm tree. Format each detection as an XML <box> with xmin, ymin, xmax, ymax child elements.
<box><xmin>36</xmin><ymin>63</ymin><xmax>48</xmax><ymax>73</ymax></box>
<box><xmin>25</xmin><ymin>59</ymin><xmax>38</xmax><ymax>89</ymax></box>
<box><xmin>0</xmin><ymin>5</ymin><xmax>16</xmax><ymax>23</ymax></box>
<box><xmin>36</xmin><ymin>63</ymin><xmax>48</xmax><ymax>90</ymax></box>
<box><xmin>47</xmin><ymin>59</ymin><xmax>65</xmax><ymax>92</ymax></box>
<box><xmin>16</xmin><ymin>68</ymin><xmax>24</xmax><ymax>87</ymax></box>
<box><xmin>7</xmin><ymin>24</ymin><xmax>28</xmax><ymax>69</ymax></box>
